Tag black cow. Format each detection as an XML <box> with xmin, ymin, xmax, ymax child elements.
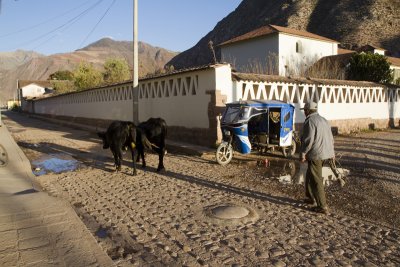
<box><xmin>136</xmin><ymin>118</ymin><xmax>167</xmax><ymax>172</ymax></box>
<box><xmin>97</xmin><ymin>121</ymin><xmax>139</xmax><ymax>175</ymax></box>
<box><xmin>97</xmin><ymin>118</ymin><xmax>167</xmax><ymax>175</ymax></box>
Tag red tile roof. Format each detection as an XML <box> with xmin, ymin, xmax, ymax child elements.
<box><xmin>18</xmin><ymin>80</ymin><xmax>53</xmax><ymax>88</ymax></box>
<box><xmin>387</xmin><ymin>56</ymin><xmax>400</xmax><ymax>67</ymax></box>
<box><xmin>219</xmin><ymin>24</ymin><xmax>339</xmax><ymax>46</ymax></box>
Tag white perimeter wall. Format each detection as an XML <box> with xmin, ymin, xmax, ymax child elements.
<box><xmin>31</xmin><ymin>64</ymin><xmax>399</xmax><ymax>138</ymax></box>
<box><xmin>34</xmin><ymin>82</ymin><xmax>136</xmax><ymax>122</ymax></box>
<box><xmin>235</xmin><ymin>80</ymin><xmax>400</xmax><ymax>124</ymax></box>
<box><xmin>138</xmin><ymin>64</ymin><xmax>232</xmax><ymax>128</ymax></box>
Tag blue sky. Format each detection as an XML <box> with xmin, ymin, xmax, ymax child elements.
<box><xmin>0</xmin><ymin>0</ymin><xmax>242</xmax><ymax>55</ymax></box>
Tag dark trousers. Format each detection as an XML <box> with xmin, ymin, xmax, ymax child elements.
<box><xmin>305</xmin><ymin>160</ymin><xmax>327</xmax><ymax>209</ymax></box>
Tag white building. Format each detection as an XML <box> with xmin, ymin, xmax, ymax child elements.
<box><xmin>219</xmin><ymin>24</ymin><xmax>339</xmax><ymax>77</ymax></box>
<box><xmin>18</xmin><ymin>80</ymin><xmax>53</xmax><ymax>99</ymax></box>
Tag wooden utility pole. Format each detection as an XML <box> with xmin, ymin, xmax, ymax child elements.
<box><xmin>133</xmin><ymin>0</ymin><xmax>138</xmax><ymax>123</ymax></box>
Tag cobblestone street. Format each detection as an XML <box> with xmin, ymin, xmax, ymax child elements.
<box><xmin>4</xmin><ymin>112</ymin><xmax>400</xmax><ymax>267</ymax></box>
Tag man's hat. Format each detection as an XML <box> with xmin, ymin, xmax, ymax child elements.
<box><xmin>301</xmin><ymin>101</ymin><xmax>318</xmax><ymax>110</ymax></box>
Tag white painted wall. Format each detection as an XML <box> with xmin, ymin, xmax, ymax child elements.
<box><xmin>31</xmin><ymin>65</ymin><xmax>399</xmax><ymax>141</ymax></box>
<box><xmin>221</xmin><ymin>35</ymin><xmax>279</xmax><ymax>75</ymax></box>
<box><xmin>221</xmin><ymin>33</ymin><xmax>337</xmax><ymax>77</ymax></box>
<box><xmin>21</xmin><ymin>84</ymin><xmax>46</xmax><ymax>98</ymax></box>
<box><xmin>391</xmin><ymin>65</ymin><xmax>400</xmax><ymax>81</ymax></box>
<box><xmin>234</xmin><ymin>80</ymin><xmax>400</xmax><ymax>125</ymax></box>
<box><xmin>34</xmin><ymin>82</ymin><xmax>136</xmax><ymax>122</ymax></box>
<box><xmin>278</xmin><ymin>34</ymin><xmax>338</xmax><ymax>76</ymax></box>
<box><xmin>138</xmin><ymin>64</ymin><xmax>232</xmax><ymax>127</ymax></box>
<box><xmin>373</xmin><ymin>49</ymin><xmax>385</xmax><ymax>55</ymax></box>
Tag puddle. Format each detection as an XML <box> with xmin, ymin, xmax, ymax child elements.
<box><xmin>252</xmin><ymin>158</ymin><xmax>349</xmax><ymax>186</ymax></box>
<box><xmin>95</xmin><ymin>227</ymin><xmax>109</xmax><ymax>239</ymax></box>
<box><xmin>32</xmin><ymin>153</ymin><xmax>81</xmax><ymax>176</ymax></box>
<box><xmin>0</xmin><ymin>144</ymin><xmax>7</xmax><ymax>166</ymax></box>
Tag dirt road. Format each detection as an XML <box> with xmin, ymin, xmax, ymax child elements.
<box><xmin>3</xmin><ymin>111</ymin><xmax>400</xmax><ymax>266</ymax></box>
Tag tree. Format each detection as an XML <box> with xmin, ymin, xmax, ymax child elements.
<box><xmin>347</xmin><ymin>52</ymin><xmax>393</xmax><ymax>83</ymax></box>
<box><xmin>50</xmin><ymin>80</ymin><xmax>75</xmax><ymax>94</ymax></box>
<box><xmin>48</xmin><ymin>70</ymin><xmax>74</xmax><ymax>81</ymax></box>
<box><xmin>73</xmin><ymin>62</ymin><xmax>103</xmax><ymax>90</ymax></box>
<box><xmin>103</xmin><ymin>58</ymin><xmax>131</xmax><ymax>84</ymax></box>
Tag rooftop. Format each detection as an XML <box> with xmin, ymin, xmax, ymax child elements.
<box><xmin>219</xmin><ymin>24</ymin><xmax>339</xmax><ymax>47</ymax></box>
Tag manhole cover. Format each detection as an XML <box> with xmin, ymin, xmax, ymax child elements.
<box><xmin>0</xmin><ymin>144</ymin><xmax>8</xmax><ymax>167</ymax></box>
<box><xmin>211</xmin><ymin>205</ymin><xmax>250</xmax><ymax>219</ymax></box>
<box><xmin>204</xmin><ymin>203</ymin><xmax>259</xmax><ymax>225</ymax></box>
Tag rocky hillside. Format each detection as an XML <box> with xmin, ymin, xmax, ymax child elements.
<box><xmin>0</xmin><ymin>50</ymin><xmax>44</xmax><ymax>71</ymax></box>
<box><xmin>167</xmin><ymin>0</ymin><xmax>400</xmax><ymax>69</ymax></box>
<box><xmin>0</xmin><ymin>38</ymin><xmax>178</xmax><ymax>103</ymax></box>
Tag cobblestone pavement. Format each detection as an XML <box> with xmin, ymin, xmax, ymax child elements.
<box><xmin>4</xmin><ymin>112</ymin><xmax>400</xmax><ymax>267</ymax></box>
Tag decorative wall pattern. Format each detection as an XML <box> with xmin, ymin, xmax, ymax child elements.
<box><xmin>139</xmin><ymin>75</ymin><xmax>198</xmax><ymax>99</ymax></box>
<box><xmin>233</xmin><ymin>79</ymin><xmax>400</xmax><ymax>124</ymax></box>
<box><xmin>237</xmin><ymin>81</ymin><xmax>399</xmax><ymax>104</ymax></box>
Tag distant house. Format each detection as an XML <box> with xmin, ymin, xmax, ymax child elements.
<box><xmin>357</xmin><ymin>44</ymin><xmax>386</xmax><ymax>56</ymax></box>
<box><xmin>18</xmin><ymin>80</ymin><xmax>54</xmax><ymax>99</ymax></box>
<box><xmin>17</xmin><ymin>80</ymin><xmax>55</xmax><ymax>112</ymax></box>
<box><xmin>219</xmin><ymin>24</ymin><xmax>339</xmax><ymax>77</ymax></box>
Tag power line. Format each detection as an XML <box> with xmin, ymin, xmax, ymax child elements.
<box><xmin>78</xmin><ymin>0</ymin><xmax>116</xmax><ymax>49</ymax></box>
<box><xmin>8</xmin><ymin>0</ymin><xmax>105</xmax><ymax>51</ymax></box>
<box><xmin>0</xmin><ymin>0</ymin><xmax>94</xmax><ymax>39</ymax></box>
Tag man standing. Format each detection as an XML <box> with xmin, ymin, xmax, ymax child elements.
<box><xmin>300</xmin><ymin>101</ymin><xmax>335</xmax><ymax>214</ymax></box>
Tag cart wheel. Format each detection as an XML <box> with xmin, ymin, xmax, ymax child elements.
<box><xmin>282</xmin><ymin>138</ymin><xmax>296</xmax><ymax>158</ymax></box>
<box><xmin>216</xmin><ymin>143</ymin><xmax>233</xmax><ymax>165</ymax></box>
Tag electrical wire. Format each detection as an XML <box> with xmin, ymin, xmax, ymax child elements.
<box><xmin>78</xmin><ymin>0</ymin><xmax>116</xmax><ymax>49</ymax></box>
<box><xmin>5</xmin><ymin>0</ymin><xmax>105</xmax><ymax>51</ymax></box>
<box><xmin>0</xmin><ymin>0</ymin><xmax>94</xmax><ymax>38</ymax></box>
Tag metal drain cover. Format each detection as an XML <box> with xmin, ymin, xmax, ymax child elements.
<box><xmin>204</xmin><ymin>203</ymin><xmax>259</xmax><ymax>225</ymax></box>
<box><xmin>211</xmin><ymin>205</ymin><xmax>250</xmax><ymax>219</ymax></box>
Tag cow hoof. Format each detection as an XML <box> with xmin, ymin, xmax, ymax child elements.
<box><xmin>132</xmin><ymin>170</ymin><xmax>137</xmax><ymax>176</ymax></box>
<box><xmin>157</xmin><ymin>167</ymin><xmax>165</xmax><ymax>172</ymax></box>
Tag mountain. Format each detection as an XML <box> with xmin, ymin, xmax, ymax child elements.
<box><xmin>0</xmin><ymin>50</ymin><xmax>44</xmax><ymax>71</ymax></box>
<box><xmin>167</xmin><ymin>0</ymin><xmax>400</xmax><ymax>69</ymax></box>
<box><xmin>0</xmin><ymin>38</ymin><xmax>178</xmax><ymax>103</ymax></box>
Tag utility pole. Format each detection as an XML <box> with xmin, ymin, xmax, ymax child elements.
<box><xmin>133</xmin><ymin>0</ymin><xmax>138</xmax><ymax>123</ymax></box>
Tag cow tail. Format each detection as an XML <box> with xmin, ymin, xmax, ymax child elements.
<box><xmin>141</xmin><ymin>133</ymin><xmax>153</xmax><ymax>150</ymax></box>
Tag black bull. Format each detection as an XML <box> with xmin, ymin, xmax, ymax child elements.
<box><xmin>97</xmin><ymin>118</ymin><xmax>167</xmax><ymax>175</ymax></box>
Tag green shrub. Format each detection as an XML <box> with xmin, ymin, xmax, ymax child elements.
<box><xmin>347</xmin><ymin>52</ymin><xmax>393</xmax><ymax>83</ymax></box>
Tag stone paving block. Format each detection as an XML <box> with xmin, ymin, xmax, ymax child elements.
<box><xmin>19</xmin><ymin>246</ymin><xmax>57</xmax><ymax>266</ymax></box>
<box><xmin>18</xmin><ymin>226</ymin><xmax>48</xmax><ymax>240</ymax></box>
<box><xmin>0</xmin><ymin>222</ymin><xmax>15</xmax><ymax>232</ymax></box>
<box><xmin>0</xmin><ymin>251</ymin><xmax>18</xmax><ymax>267</ymax></box>
<box><xmin>0</xmin><ymin>230</ymin><xmax>17</xmax><ymax>253</ymax></box>
<box><xmin>0</xmin><ymin>214</ymin><xmax>14</xmax><ymax>225</ymax></box>
<box><xmin>18</xmin><ymin>236</ymin><xmax>50</xmax><ymax>250</ymax></box>
<box><xmin>25</xmin><ymin>260</ymin><xmax>63</xmax><ymax>267</ymax></box>
<box><xmin>42</xmin><ymin>212</ymin><xmax>68</xmax><ymax>225</ymax></box>
<box><xmin>13</xmin><ymin>217</ymin><xmax>43</xmax><ymax>229</ymax></box>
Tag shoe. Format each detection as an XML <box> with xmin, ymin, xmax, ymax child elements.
<box><xmin>303</xmin><ymin>198</ymin><xmax>316</xmax><ymax>206</ymax></box>
<box><xmin>311</xmin><ymin>206</ymin><xmax>329</xmax><ymax>214</ymax></box>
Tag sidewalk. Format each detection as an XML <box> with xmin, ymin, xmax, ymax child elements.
<box><xmin>0</xmin><ymin>123</ymin><xmax>114</xmax><ymax>266</ymax></box>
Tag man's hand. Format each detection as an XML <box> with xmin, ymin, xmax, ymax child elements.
<box><xmin>300</xmin><ymin>153</ymin><xmax>306</xmax><ymax>163</ymax></box>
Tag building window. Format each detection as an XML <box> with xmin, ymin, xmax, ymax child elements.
<box><xmin>296</xmin><ymin>41</ymin><xmax>302</xmax><ymax>53</ymax></box>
